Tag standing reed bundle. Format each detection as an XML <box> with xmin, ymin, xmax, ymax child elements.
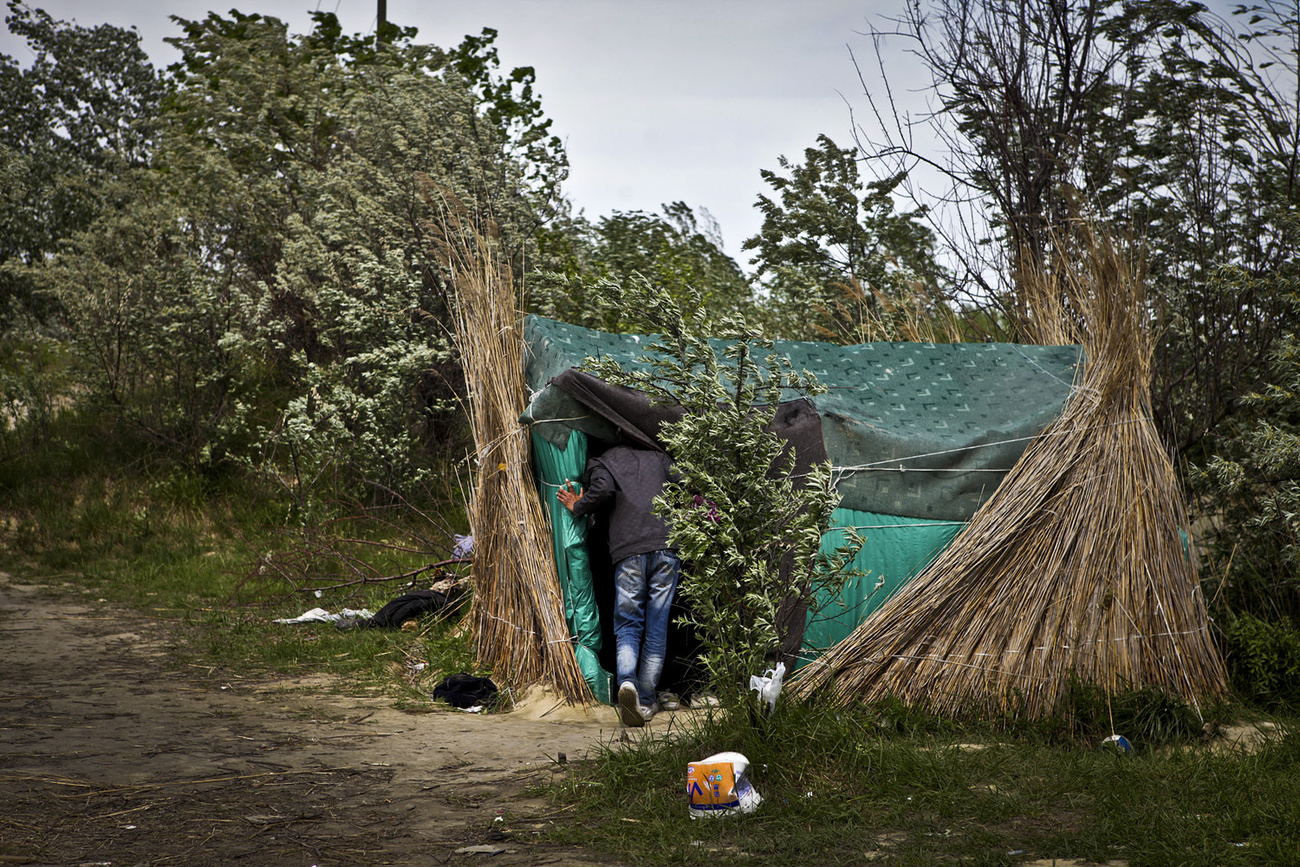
<box><xmin>438</xmin><ymin>212</ymin><xmax>590</xmax><ymax>704</ymax></box>
<box><xmin>793</xmin><ymin>227</ymin><xmax>1228</xmax><ymax>719</ymax></box>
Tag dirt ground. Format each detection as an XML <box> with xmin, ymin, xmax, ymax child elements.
<box><xmin>0</xmin><ymin>572</ymin><xmax>643</xmax><ymax>867</ymax></box>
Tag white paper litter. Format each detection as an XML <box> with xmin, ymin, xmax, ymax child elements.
<box><xmin>272</xmin><ymin>607</ymin><xmax>375</xmax><ymax>624</ymax></box>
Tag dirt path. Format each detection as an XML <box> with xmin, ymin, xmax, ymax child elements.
<box><xmin>0</xmin><ymin>574</ymin><xmax>636</xmax><ymax>867</ymax></box>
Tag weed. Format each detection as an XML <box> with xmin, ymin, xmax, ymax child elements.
<box><xmin>1222</xmin><ymin>611</ymin><xmax>1300</xmax><ymax>709</ymax></box>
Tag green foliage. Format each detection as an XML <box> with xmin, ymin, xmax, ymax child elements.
<box><xmin>744</xmin><ymin>135</ymin><xmax>947</xmax><ymax>342</ymax></box>
<box><xmin>1115</xmin><ymin>3</ymin><xmax>1299</xmax><ymax>461</ymax></box>
<box><xmin>582</xmin><ymin>275</ymin><xmax>858</xmax><ymax>704</ymax></box>
<box><xmin>883</xmin><ymin>0</ymin><xmax>1299</xmax><ymax>457</ymax></box>
<box><xmin>531</xmin><ymin>202</ymin><xmax>753</xmax><ymax>332</ymax></box>
<box><xmin>1193</xmin><ymin>267</ymin><xmax>1300</xmax><ymax>623</ymax></box>
<box><xmin>0</xmin><ymin>2</ymin><xmax>165</xmax><ymax>438</ymax></box>
<box><xmin>1039</xmin><ymin>678</ymin><xmax>1211</xmax><ymax>750</ymax></box>
<box><xmin>5</xmin><ymin>9</ymin><xmax>570</xmax><ymax>514</ymax></box>
<box><xmin>1222</xmin><ymin>612</ymin><xmax>1300</xmax><ymax>709</ymax></box>
<box><xmin>37</xmin><ymin>181</ymin><xmax>258</xmax><ymax>468</ymax></box>
<box><xmin>1</xmin><ymin>1</ymin><xmax>162</xmax><ymax>166</ymax></box>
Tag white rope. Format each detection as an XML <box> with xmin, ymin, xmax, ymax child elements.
<box><xmin>833</xmin><ymin>521</ymin><xmax>965</xmax><ymax>530</ymax></box>
<box><xmin>832</xmin><ymin>416</ymin><xmax>1155</xmax><ymax>474</ymax></box>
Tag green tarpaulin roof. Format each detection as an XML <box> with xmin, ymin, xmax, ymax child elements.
<box><xmin>522</xmin><ymin>316</ymin><xmax>1081</xmax><ymax>523</ymax></box>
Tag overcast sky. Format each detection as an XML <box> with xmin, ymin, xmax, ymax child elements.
<box><xmin>2</xmin><ymin>1</ymin><xmax>933</xmax><ymax>266</ymax></box>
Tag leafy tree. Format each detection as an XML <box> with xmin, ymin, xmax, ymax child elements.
<box><xmin>18</xmin><ymin>10</ymin><xmax>569</xmax><ymax>513</ymax></box>
<box><xmin>0</xmin><ymin>0</ymin><xmax>163</xmax><ymax>306</ymax></box>
<box><xmin>0</xmin><ymin>2</ymin><xmax>164</xmax><ymax>445</ymax></box>
<box><xmin>531</xmin><ymin>202</ymin><xmax>753</xmax><ymax>332</ymax></box>
<box><xmin>584</xmin><ymin>275</ymin><xmax>858</xmax><ymax>705</ymax></box>
<box><xmin>443</xmin><ymin>26</ymin><xmax>569</xmax><ymax>209</ymax></box>
<box><xmin>1191</xmin><ymin>258</ymin><xmax>1300</xmax><ymax>705</ymax></box>
<box><xmin>744</xmin><ymin>135</ymin><xmax>949</xmax><ymax>343</ymax></box>
<box><xmin>857</xmin><ymin>0</ymin><xmax>1297</xmax><ymax>459</ymax></box>
<box><xmin>1194</xmin><ymin>257</ymin><xmax>1300</xmax><ymax>620</ymax></box>
<box><xmin>1116</xmin><ymin>2</ymin><xmax>1298</xmax><ymax>461</ymax></box>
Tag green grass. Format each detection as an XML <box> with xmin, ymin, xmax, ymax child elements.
<box><xmin>0</xmin><ymin>424</ymin><xmax>481</xmax><ymax>698</ymax></box>
<box><xmin>544</xmin><ymin>702</ymin><xmax>1300</xmax><ymax>866</ymax></box>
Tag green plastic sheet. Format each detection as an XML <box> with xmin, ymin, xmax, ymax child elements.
<box><xmin>520</xmin><ymin>315</ymin><xmax>1080</xmax><ymax>678</ymax></box>
<box><xmin>800</xmin><ymin>507</ymin><xmax>965</xmax><ymax>663</ymax></box>
<box><xmin>530</xmin><ymin>429</ymin><xmax>611</xmax><ymax>703</ymax></box>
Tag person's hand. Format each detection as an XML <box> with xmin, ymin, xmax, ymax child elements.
<box><xmin>556</xmin><ymin>480</ymin><xmax>582</xmax><ymax>512</ymax></box>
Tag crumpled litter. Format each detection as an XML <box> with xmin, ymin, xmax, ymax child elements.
<box><xmin>749</xmin><ymin>661</ymin><xmax>786</xmax><ymax>714</ymax></box>
<box><xmin>687</xmin><ymin>751</ymin><xmax>762</xmax><ymax>818</ymax></box>
<box><xmin>273</xmin><ymin>607</ymin><xmax>375</xmax><ymax>624</ymax></box>
<box><xmin>452</xmin><ymin>534</ymin><xmax>474</xmax><ymax>558</ymax></box>
<box><xmin>455</xmin><ymin>844</ymin><xmax>509</xmax><ymax>855</ymax></box>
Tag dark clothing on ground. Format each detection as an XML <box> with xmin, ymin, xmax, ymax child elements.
<box><xmin>571</xmin><ymin>446</ymin><xmax>675</xmax><ymax>563</ymax></box>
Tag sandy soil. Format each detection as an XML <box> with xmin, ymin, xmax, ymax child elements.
<box><xmin>0</xmin><ymin>573</ymin><xmax>647</xmax><ymax>867</ymax></box>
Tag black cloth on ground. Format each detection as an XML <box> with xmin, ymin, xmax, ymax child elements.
<box><xmin>369</xmin><ymin>589</ymin><xmax>455</xmax><ymax>628</ymax></box>
<box><xmin>335</xmin><ymin>589</ymin><xmax>458</xmax><ymax>630</ymax></box>
<box><xmin>432</xmin><ymin>673</ymin><xmax>499</xmax><ymax>708</ymax></box>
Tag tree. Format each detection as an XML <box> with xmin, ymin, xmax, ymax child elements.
<box><xmin>584</xmin><ymin>275</ymin><xmax>858</xmax><ymax>705</ymax></box>
<box><xmin>530</xmin><ymin>202</ymin><xmax>753</xmax><ymax>332</ymax></box>
<box><xmin>855</xmin><ymin>0</ymin><xmax>1298</xmax><ymax>459</ymax></box>
<box><xmin>20</xmin><ymin>9</ymin><xmax>570</xmax><ymax>511</ymax></box>
<box><xmin>1116</xmin><ymin>2</ymin><xmax>1299</xmax><ymax>460</ymax></box>
<box><xmin>1196</xmin><ymin>263</ymin><xmax>1300</xmax><ymax>624</ymax></box>
<box><xmin>0</xmin><ymin>2</ymin><xmax>165</xmax><ymax>443</ymax></box>
<box><xmin>0</xmin><ymin>1</ymin><xmax>163</xmax><ymax>303</ymax></box>
<box><xmin>744</xmin><ymin>135</ymin><xmax>949</xmax><ymax>343</ymax></box>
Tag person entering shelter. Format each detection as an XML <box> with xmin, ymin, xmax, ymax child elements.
<box><xmin>557</xmin><ymin>439</ymin><xmax>680</xmax><ymax>727</ymax></box>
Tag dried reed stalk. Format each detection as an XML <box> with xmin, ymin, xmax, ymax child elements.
<box><xmin>793</xmin><ymin>225</ymin><xmax>1228</xmax><ymax>718</ymax></box>
<box><xmin>437</xmin><ymin>205</ymin><xmax>590</xmax><ymax>704</ymax></box>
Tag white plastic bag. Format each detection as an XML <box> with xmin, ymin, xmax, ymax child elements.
<box><xmin>686</xmin><ymin>751</ymin><xmax>762</xmax><ymax>818</ymax></box>
<box><xmin>749</xmin><ymin>661</ymin><xmax>786</xmax><ymax>713</ymax></box>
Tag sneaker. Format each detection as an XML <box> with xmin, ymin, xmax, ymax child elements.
<box><xmin>658</xmin><ymin>691</ymin><xmax>682</xmax><ymax>712</ymax></box>
<box><xmin>617</xmin><ymin>681</ymin><xmax>646</xmax><ymax>727</ymax></box>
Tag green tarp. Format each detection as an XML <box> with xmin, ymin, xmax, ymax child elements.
<box><xmin>521</xmin><ymin>316</ymin><xmax>1081</xmax><ymax>689</ymax></box>
<box><xmin>530</xmin><ymin>428</ymin><xmax>611</xmax><ymax>703</ymax></box>
<box><xmin>803</xmin><ymin>508</ymin><xmax>964</xmax><ymax>657</ymax></box>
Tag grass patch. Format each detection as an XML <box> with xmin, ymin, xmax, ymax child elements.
<box><xmin>0</xmin><ymin>431</ymin><xmax>481</xmax><ymax>699</ymax></box>
<box><xmin>544</xmin><ymin>700</ymin><xmax>1300</xmax><ymax>866</ymax></box>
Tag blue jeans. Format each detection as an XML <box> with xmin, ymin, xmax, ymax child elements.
<box><xmin>613</xmin><ymin>549</ymin><xmax>681</xmax><ymax>707</ymax></box>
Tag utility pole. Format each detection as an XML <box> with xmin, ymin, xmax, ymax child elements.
<box><xmin>376</xmin><ymin>0</ymin><xmax>387</xmax><ymax>45</ymax></box>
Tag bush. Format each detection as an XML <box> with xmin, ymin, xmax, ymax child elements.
<box><xmin>1223</xmin><ymin>611</ymin><xmax>1300</xmax><ymax>709</ymax></box>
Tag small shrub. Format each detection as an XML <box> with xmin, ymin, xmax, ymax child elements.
<box><xmin>1041</xmin><ymin>677</ymin><xmax>1208</xmax><ymax>749</ymax></box>
<box><xmin>1223</xmin><ymin>611</ymin><xmax>1300</xmax><ymax>709</ymax></box>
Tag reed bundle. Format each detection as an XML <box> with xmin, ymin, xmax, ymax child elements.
<box><xmin>793</xmin><ymin>228</ymin><xmax>1228</xmax><ymax>719</ymax></box>
<box><xmin>439</xmin><ymin>212</ymin><xmax>590</xmax><ymax>704</ymax></box>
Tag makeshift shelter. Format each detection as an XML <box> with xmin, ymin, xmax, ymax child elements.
<box><xmin>790</xmin><ymin>236</ymin><xmax>1229</xmax><ymax>718</ymax></box>
<box><xmin>520</xmin><ymin>315</ymin><xmax>1084</xmax><ymax>702</ymax></box>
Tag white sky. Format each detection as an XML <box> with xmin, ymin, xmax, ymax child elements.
<box><xmin>2</xmin><ymin>1</ymin><xmax>930</xmax><ymax>267</ymax></box>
